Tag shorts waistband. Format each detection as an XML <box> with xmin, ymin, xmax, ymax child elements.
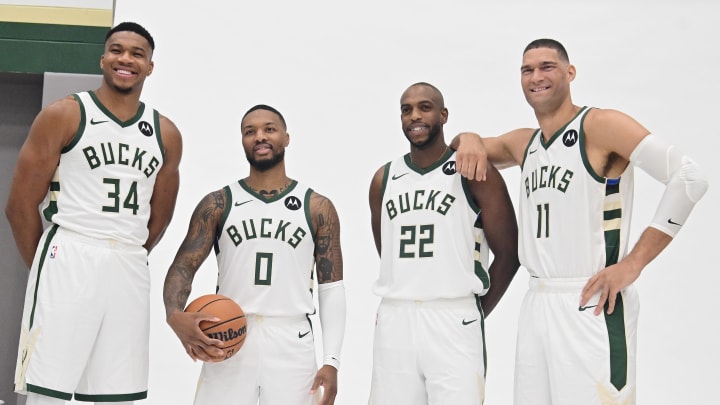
<box><xmin>380</xmin><ymin>296</ymin><xmax>477</xmax><ymax>309</ymax></box>
<box><xmin>53</xmin><ymin>226</ymin><xmax>144</xmax><ymax>252</ymax></box>
<box><xmin>245</xmin><ymin>314</ymin><xmax>309</xmax><ymax>325</ymax></box>
<box><xmin>528</xmin><ymin>277</ymin><xmax>591</xmax><ymax>292</ymax></box>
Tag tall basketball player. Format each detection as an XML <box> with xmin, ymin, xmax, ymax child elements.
<box><xmin>163</xmin><ymin>104</ymin><xmax>346</xmax><ymax>405</ymax></box>
<box><xmin>452</xmin><ymin>39</ymin><xmax>709</xmax><ymax>404</ymax></box>
<box><xmin>5</xmin><ymin>22</ymin><xmax>183</xmax><ymax>404</ymax></box>
<box><xmin>368</xmin><ymin>82</ymin><xmax>520</xmax><ymax>405</ymax></box>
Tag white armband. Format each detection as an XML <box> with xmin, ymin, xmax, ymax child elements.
<box><xmin>630</xmin><ymin>134</ymin><xmax>709</xmax><ymax>237</ymax></box>
<box><xmin>318</xmin><ymin>280</ymin><xmax>346</xmax><ymax>370</ymax></box>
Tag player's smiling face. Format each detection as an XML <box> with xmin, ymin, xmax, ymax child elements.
<box><xmin>101</xmin><ymin>31</ymin><xmax>154</xmax><ymax>94</ymax></box>
<box><xmin>400</xmin><ymin>85</ymin><xmax>447</xmax><ymax>148</ymax></box>
<box><xmin>520</xmin><ymin>47</ymin><xmax>574</xmax><ymax>112</ymax></box>
<box><xmin>241</xmin><ymin>109</ymin><xmax>289</xmax><ymax>171</ymax></box>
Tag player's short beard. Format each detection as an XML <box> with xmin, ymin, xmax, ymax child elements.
<box><xmin>247</xmin><ymin>149</ymin><xmax>285</xmax><ymax>172</ymax></box>
<box><xmin>406</xmin><ymin>122</ymin><xmax>443</xmax><ymax>149</ymax></box>
<box><xmin>104</xmin><ymin>76</ymin><xmax>133</xmax><ymax>94</ymax></box>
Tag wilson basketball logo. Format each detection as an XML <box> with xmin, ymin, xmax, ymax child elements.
<box><xmin>206</xmin><ymin>324</ymin><xmax>247</xmax><ymax>342</ymax></box>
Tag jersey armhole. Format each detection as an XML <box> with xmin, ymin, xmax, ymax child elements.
<box><xmin>61</xmin><ymin>93</ymin><xmax>86</xmax><ymax>153</ymax></box>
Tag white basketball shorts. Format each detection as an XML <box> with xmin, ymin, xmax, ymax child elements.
<box><xmin>370</xmin><ymin>296</ymin><xmax>486</xmax><ymax>405</ymax></box>
<box><xmin>194</xmin><ymin>314</ymin><xmax>319</xmax><ymax>405</ymax></box>
<box><xmin>514</xmin><ymin>277</ymin><xmax>639</xmax><ymax>405</ymax></box>
<box><xmin>15</xmin><ymin>225</ymin><xmax>150</xmax><ymax>402</ymax></box>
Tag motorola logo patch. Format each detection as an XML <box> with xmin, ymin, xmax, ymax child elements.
<box><xmin>138</xmin><ymin>121</ymin><xmax>154</xmax><ymax>137</ymax></box>
<box><xmin>285</xmin><ymin>196</ymin><xmax>302</xmax><ymax>210</ymax></box>
<box><xmin>442</xmin><ymin>161</ymin><xmax>457</xmax><ymax>175</ymax></box>
<box><xmin>562</xmin><ymin>129</ymin><xmax>578</xmax><ymax>147</ymax></box>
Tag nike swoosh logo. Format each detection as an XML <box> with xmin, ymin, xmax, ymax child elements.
<box><xmin>667</xmin><ymin>218</ymin><xmax>682</xmax><ymax>226</ymax></box>
<box><xmin>528</xmin><ymin>149</ymin><xmax>538</xmax><ymax>154</ymax></box>
<box><xmin>461</xmin><ymin>319</ymin><xmax>477</xmax><ymax>325</ymax></box>
<box><xmin>298</xmin><ymin>330</ymin><xmax>311</xmax><ymax>338</ymax></box>
<box><xmin>391</xmin><ymin>173</ymin><xmax>408</xmax><ymax>180</ymax></box>
<box><xmin>578</xmin><ymin>305</ymin><xmax>598</xmax><ymax>312</ymax></box>
<box><xmin>90</xmin><ymin>118</ymin><xmax>108</xmax><ymax>125</ymax></box>
<box><xmin>235</xmin><ymin>200</ymin><xmax>252</xmax><ymax>207</ymax></box>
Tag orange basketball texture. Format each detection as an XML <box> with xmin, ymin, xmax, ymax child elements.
<box><xmin>184</xmin><ymin>294</ymin><xmax>247</xmax><ymax>361</ymax></box>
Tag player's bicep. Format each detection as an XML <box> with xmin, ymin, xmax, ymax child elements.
<box><xmin>311</xmin><ymin>193</ymin><xmax>343</xmax><ymax>284</ymax></box>
<box><xmin>584</xmin><ymin>109</ymin><xmax>650</xmax><ymax>161</ymax></box>
<box><xmin>369</xmin><ymin>167</ymin><xmax>385</xmax><ymax>255</ymax></box>
<box><xmin>174</xmin><ymin>191</ymin><xmax>226</xmax><ymax>269</ymax></box>
<box><xmin>9</xmin><ymin>100</ymin><xmax>79</xmax><ymax>205</ymax></box>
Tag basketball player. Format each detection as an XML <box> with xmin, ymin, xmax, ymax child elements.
<box><xmin>368</xmin><ymin>82</ymin><xmax>520</xmax><ymax>405</ymax></box>
<box><xmin>5</xmin><ymin>22</ymin><xmax>182</xmax><ymax>404</ymax></box>
<box><xmin>163</xmin><ymin>104</ymin><xmax>346</xmax><ymax>405</ymax></box>
<box><xmin>451</xmin><ymin>39</ymin><xmax>709</xmax><ymax>404</ymax></box>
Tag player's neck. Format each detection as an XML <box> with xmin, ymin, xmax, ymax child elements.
<box><xmin>245</xmin><ymin>166</ymin><xmax>291</xmax><ymax>198</ymax></box>
<box><xmin>536</xmin><ymin>101</ymin><xmax>580</xmax><ymax>140</ymax></box>
<box><xmin>410</xmin><ymin>140</ymin><xmax>448</xmax><ymax>169</ymax></box>
<box><xmin>93</xmin><ymin>85</ymin><xmax>143</xmax><ymax>121</ymax></box>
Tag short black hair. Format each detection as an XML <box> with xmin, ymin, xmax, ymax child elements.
<box><xmin>524</xmin><ymin>38</ymin><xmax>569</xmax><ymax>63</ymax></box>
<box><xmin>242</xmin><ymin>104</ymin><xmax>287</xmax><ymax>129</ymax></box>
<box><xmin>106</xmin><ymin>22</ymin><xmax>155</xmax><ymax>51</ymax></box>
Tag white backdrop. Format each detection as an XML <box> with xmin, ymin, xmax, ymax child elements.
<box><xmin>107</xmin><ymin>1</ymin><xmax>720</xmax><ymax>404</ymax></box>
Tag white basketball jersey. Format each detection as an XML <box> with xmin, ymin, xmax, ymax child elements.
<box><xmin>519</xmin><ymin>106</ymin><xmax>634</xmax><ymax>278</ymax></box>
<box><xmin>214</xmin><ymin>180</ymin><xmax>317</xmax><ymax>317</ymax></box>
<box><xmin>42</xmin><ymin>91</ymin><xmax>164</xmax><ymax>246</ymax></box>
<box><xmin>373</xmin><ymin>150</ymin><xmax>490</xmax><ymax>300</ymax></box>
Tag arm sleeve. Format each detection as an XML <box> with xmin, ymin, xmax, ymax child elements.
<box><xmin>630</xmin><ymin>134</ymin><xmax>709</xmax><ymax>237</ymax></box>
<box><xmin>318</xmin><ymin>280</ymin><xmax>346</xmax><ymax>370</ymax></box>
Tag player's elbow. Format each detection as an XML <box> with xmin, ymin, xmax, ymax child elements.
<box><xmin>679</xmin><ymin>157</ymin><xmax>709</xmax><ymax>202</ymax></box>
<box><xmin>493</xmin><ymin>249</ymin><xmax>521</xmax><ymax>274</ymax></box>
<box><xmin>5</xmin><ymin>199</ymin><xmax>27</xmax><ymax>229</ymax></box>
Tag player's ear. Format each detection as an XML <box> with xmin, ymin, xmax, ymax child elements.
<box><xmin>567</xmin><ymin>64</ymin><xmax>576</xmax><ymax>82</ymax></box>
<box><xmin>147</xmin><ymin>60</ymin><xmax>154</xmax><ymax>77</ymax></box>
<box><xmin>284</xmin><ymin>132</ymin><xmax>290</xmax><ymax>147</ymax></box>
<box><xmin>441</xmin><ymin>108</ymin><xmax>448</xmax><ymax>124</ymax></box>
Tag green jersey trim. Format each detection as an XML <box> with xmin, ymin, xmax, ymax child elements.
<box><xmin>88</xmin><ymin>90</ymin><xmax>147</xmax><ymax>128</ymax></box>
<box><xmin>74</xmin><ymin>391</ymin><xmax>148</xmax><ymax>401</ymax></box>
<box><xmin>29</xmin><ymin>224</ymin><xmax>59</xmax><ymax>328</ymax></box>
<box><xmin>62</xmin><ymin>93</ymin><xmax>86</xmax><ymax>153</ymax></box>
<box><xmin>153</xmin><ymin>109</ymin><xmax>165</xmax><ymax>160</ymax></box>
<box><xmin>403</xmin><ymin>148</ymin><xmax>454</xmax><ymax>175</ymax></box>
<box><xmin>379</xmin><ymin>162</ymin><xmax>391</xmax><ymax>201</ymax></box>
<box><xmin>539</xmin><ymin>106</ymin><xmax>589</xmax><ymax>149</ymax></box>
<box><xmin>304</xmin><ymin>188</ymin><xmax>316</xmax><ymax>244</ymax></box>
<box><xmin>26</xmin><ymin>383</ymin><xmax>72</xmax><ymax>400</ymax></box>
<box><xmin>578</xmin><ymin>107</ymin><xmax>606</xmax><ymax>184</ymax></box>
<box><xmin>604</xmin><ymin>294</ymin><xmax>628</xmax><ymax>391</ymax></box>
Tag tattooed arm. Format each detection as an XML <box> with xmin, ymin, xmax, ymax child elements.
<box><xmin>163</xmin><ymin>189</ymin><xmax>226</xmax><ymax>362</ymax></box>
<box><xmin>308</xmin><ymin>191</ymin><xmax>346</xmax><ymax>405</ymax></box>
<box><xmin>311</xmin><ymin>192</ymin><xmax>344</xmax><ymax>284</ymax></box>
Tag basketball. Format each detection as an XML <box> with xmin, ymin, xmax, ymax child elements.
<box><xmin>184</xmin><ymin>294</ymin><xmax>247</xmax><ymax>361</ymax></box>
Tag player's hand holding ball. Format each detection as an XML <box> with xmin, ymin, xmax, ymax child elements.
<box><xmin>183</xmin><ymin>294</ymin><xmax>247</xmax><ymax>362</ymax></box>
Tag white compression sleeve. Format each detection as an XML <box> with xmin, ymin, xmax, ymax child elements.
<box><xmin>318</xmin><ymin>280</ymin><xmax>346</xmax><ymax>370</ymax></box>
<box><xmin>630</xmin><ymin>134</ymin><xmax>709</xmax><ymax>237</ymax></box>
